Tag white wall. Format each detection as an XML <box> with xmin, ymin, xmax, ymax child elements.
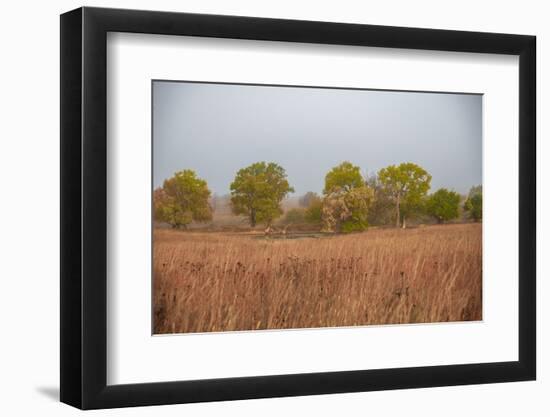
<box><xmin>0</xmin><ymin>0</ymin><xmax>545</xmax><ymax>415</ymax></box>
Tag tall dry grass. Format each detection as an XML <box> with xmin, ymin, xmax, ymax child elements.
<box><xmin>153</xmin><ymin>223</ymin><xmax>482</xmax><ymax>334</ymax></box>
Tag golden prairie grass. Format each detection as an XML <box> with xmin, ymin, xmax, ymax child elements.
<box><xmin>153</xmin><ymin>223</ymin><xmax>482</xmax><ymax>334</ymax></box>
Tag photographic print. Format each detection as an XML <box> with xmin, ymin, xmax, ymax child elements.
<box><xmin>152</xmin><ymin>81</ymin><xmax>483</xmax><ymax>335</ymax></box>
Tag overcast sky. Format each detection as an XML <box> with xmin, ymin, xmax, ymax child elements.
<box><xmin>153</xmin><ymin>81</ymin><xmax>482</xmax><ymax>196</ymax></box>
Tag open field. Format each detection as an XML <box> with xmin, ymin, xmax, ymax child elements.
<box><xmin>153</xmin><ymin>223</ymin><xmax>482</xmax><ymax>334</ymax></box>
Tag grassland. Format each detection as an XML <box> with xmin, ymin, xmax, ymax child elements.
<box><xmin>153</xmin><ymin>223</ymin><xmax>482</xmax><ymax>334</ymax></box>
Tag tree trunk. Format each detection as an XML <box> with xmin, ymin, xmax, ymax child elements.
<box><xmin>250</xmin><ymin>209</ymin><xmax>256</xmax><ymax>227</ymax></box>
<box><xmin>395</xmin><ymin>195</ymin><xmax>401</xmax><ymax>228</ymax></box>
<box><xmin>402</xmin><ymin>217</ymin><xmax>406</xmax><ymax>229</ymax></box>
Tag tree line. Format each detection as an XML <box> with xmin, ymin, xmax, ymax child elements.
<box><xmin>154</xmin><ymin>161</ymin><xmax>482</xmax><ymax>232</ymax></box>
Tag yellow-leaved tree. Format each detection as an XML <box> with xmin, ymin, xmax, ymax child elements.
<box><xmin>154</xmin><ymin>169</ymin><xmax>212</xmax><ymax>228</ymax></box>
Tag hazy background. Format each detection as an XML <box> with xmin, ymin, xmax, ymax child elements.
<box><xmin>153</xmin><ymin>81</ymin><xmax>482</xmax><ymax>195</ymax></box>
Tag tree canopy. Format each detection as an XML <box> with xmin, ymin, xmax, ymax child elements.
<box><xmin>321</xmin><ymin>162</ymin><xmax>374</xmax><ymax>233</ymax></box>
<box><xmin>464</xmin><ymin>185</ymin><xmax>482</xmax><ymax>222</ymax></box>
<box><xmin>305</xmin><ymin>194</ymin><xmax>323</xmax><ymax>224</ymax></box>
<box><xmin>230</xmin><ymin>162</ymin><xmax>294</xmax><ymax>227</ymax></box>
<box><xmin>322</xmin><ymin>186</ymin><xmax>374</xmax><ymax>233</ymax></box>
<box><xmin>426</xmin><ymin>188</ymin><xmax>461</xmax><ymax>223</ymax></box>
<box><xmin>365</xmin><ymin>173</ymin><xmax>395</xmax><ymax>226</ymax></box>
<box><xmin>323</xmin><ymin>161</ymin><xmax>364</xmax><ymax>194</ymax></box>
<box><xmin>378</xmin><ymin>162</ymin><xmax>431</xmax><ymax>228</ymax></box>
<box><xmin>154</xmin><ymin>169</ymin><xmax>212</xmax><ymax>228</ymax></box>
<box><xmin>155</xmin><ymin>161</ymin><xmax>480</xmax><ymax>232</ymax></box>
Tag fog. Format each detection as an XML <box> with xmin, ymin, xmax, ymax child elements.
<box><xmin>153</xmin><ymin>81</ymin><xmax>482</xmax><ymax>195</ymax></box>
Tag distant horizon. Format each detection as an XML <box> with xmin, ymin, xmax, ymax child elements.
<box><xmin>155</xmin><ymin>169</ymin><xmax>481</xmax><ymax>197</ymax></box>
<box><xmin>197</xmin><ymin>169</ymin><xmax>482</xmax><ymax>199</ymax></box>
<box><xmin>153</xmin><ymin>81</ymin><xmax>482</xmax><ymax>195</ymax></box>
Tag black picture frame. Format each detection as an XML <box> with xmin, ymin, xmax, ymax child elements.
<box><xmin>60</xmin><ymin>6</ymin><xmax>536</xmax><ymax>410</ymax></box>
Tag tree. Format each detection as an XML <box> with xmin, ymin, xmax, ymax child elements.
<box><xmin>305</xmin><ymin>195</ymin><xmax>323</xmax><ymax>224</ymax></box>
<box><xmin>323</xmin><ymin>161</ymin><xmax>364</xmax><ymax>194</ymax></box>
<box><xmin>283</xmin><ymin>208</ymin><xmax>307</xmax><ymax>224</ymax></box>
<box><xmin>464</xmin><ymin>185</ymin><xmax>482</xmax><ymax>222</ymax></box>
<box><xmin>468</xmin><ymin>185</ymin><xmax>482</xmax><ymax>197</ymax></box>
<box><xmin>365</xmin><ymin>173</ymin><xmax>395</xmax><ymax>226</ymax></box>
<box><xmin>426</xmin><ymin>188</ymin><xmax>461</xmax><ymax>223</ymax></box>
<box><xmin>321</xmin><ymin>162</ymin><xmax>374</xmax><ymax>233</ymax></box>
<box><xmin>299</xmin><ymin>191</ymin><xmax>319</xmax><ymax>208</ymax></box>
<box><xmin>154</xmin><ymin>170</ymin><xmax>212</xmax><ymax>228</ymax></box>
<box><xmin>230</xmin><ymin>162</ymin><xmax>294</xmax><ymax>227</ymax></box>
<box><xmin>378</xmin><ymin>162</ymin><xmax>432</xmax><ymax>228</ymax></box>
<box><xmin>321</xmin><ymin>186</ymin><xmax>374</xmax><ymax>233</ymax></box>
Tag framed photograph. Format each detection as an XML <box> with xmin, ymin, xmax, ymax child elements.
<box><xmin>60</xmin><ymin>7</ymin><xmax>536</xmax><ymax>409</ymax></box>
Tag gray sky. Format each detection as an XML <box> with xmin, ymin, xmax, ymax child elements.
<box><xmin>153</xmin><ymin>81</ymin><xmax>481</xmax><ymax>196</ymax></box>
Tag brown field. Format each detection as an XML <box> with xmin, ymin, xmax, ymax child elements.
<box><xmin>153</xmin><ymin>223</ymin><xmax>482</xmax><ymax>334</ymax></box>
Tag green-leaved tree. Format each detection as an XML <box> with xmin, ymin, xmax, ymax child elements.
<box><xmin>365</xmin><ymin>173</ymin><xmax>395</xmax><ymax>226</ymax></box>
<box><xmin>154</xmin><ymin>169</ymin><xmax>213</xmax><ymax>228</ymax></box>
<box><xmin>464</xmin><ymin>185</ymin><xmax>482</xmax><ymax>222</ymax></box>
<box><xmin>426</xmin><ymin>188</ymin><xmax>461</xmax><ymax>223</ymax></box>
<box><xmin>322</xmin><ymin>162</ymin><xmax>374</xmax><ymax>233</ymax></box>
<box><xmin>378</xmin><ymin>162</ymin><xmax>432</xmax><ymax>228</ymax></box>
<box><xmin>323</xmin><ymin>161</ymin><xmax>364</xmax><ymax>194</ymax></box>
<box><xmin>305</xmin><ymin>194</ymin><xmax>323</xmax><ymax>224</ymax></box>
<box><xmin>230</xmin><ymin>162</ymin><xmax>294</xmax><ymax>227</ymax></box>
